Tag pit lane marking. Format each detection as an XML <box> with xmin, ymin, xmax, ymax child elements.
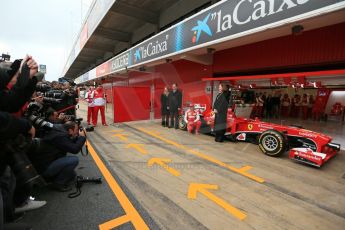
<box><xmin>188</xmin><ymin>183</ymin><xmax>247</xmax><ymax>221</ymax></box>
<box><xmin>112</xmin><ymin>133</ymin><xmax>128</xmax><ymax>141</ymax></box>
<box><xmin>148</xmin><ymin>158</ymin><xmax>181</xmax><ymax>177</ymax></box>
<box><xmin>138</xmin><ymin>128</ymin><xmax>265</xmax><ymax>183</ymax></box>
<box><xmin>126</xmin><ymin>143</ymin><xmax>148</xmax><ymax>155</ymax></box>
<box><xmin>87</xmin><ymin>141</ymin><xmax>149</xmax><ymax>230</ymax></box>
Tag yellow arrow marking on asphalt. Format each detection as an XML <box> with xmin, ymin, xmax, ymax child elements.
<box><xmin>188</xmin><ymin>183</ymin><xmax>246</xmax><ymax>221</ymax></box>
<box><xmin>148</xmin><ymin>158</ymin><xmax>181</xmax><ymax>177</ymax></box>
<box><xmin>112</xmin><ymin>133</ymin><xmax>128</xmax><ymax>141</ymax></box>
<box><xmin>86</xmin><ymin>141</ymin><xmax>149</xmax><ymax>230</ymax></box>
<box><xmin>126</xmin><ymin>143</ymin><xmax>148</xmax><ymax>155</ymax></box>
<box><xmin>138</xmin><ymin>128</ymin><xmax>264</xmax><ymax>183</ymax></box>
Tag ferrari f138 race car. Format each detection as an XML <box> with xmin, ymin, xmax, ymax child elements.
<box><xmin>178</xmin><ymin>104</ymin><xmax>340</xmax><ymax>167</ymax></box>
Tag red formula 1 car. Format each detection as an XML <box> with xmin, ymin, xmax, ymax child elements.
<box><xmin>178</xmin><ymin>105</ymin><xmax>340</xmax><ymax>167</ymax></box>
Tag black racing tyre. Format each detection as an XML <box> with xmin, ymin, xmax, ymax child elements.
<box><xmin>199</xmin><ymin>117</ymin><xmax>211</xmax><ymax>134</ymax></box>
<box><xmin>258</xmin><ymin>130</ymin><xmax>286</xmax><ymax>157</ymax></box>
<box><xmin>178</xmin><ymin>115</ymin><xmax>187</xmax><ymax>130</ymax></box>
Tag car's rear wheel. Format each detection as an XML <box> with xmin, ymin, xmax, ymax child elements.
<box><xmin>178</xmin><ymin>115</ymin><xmax>187</xmax><ymax>130</ymax></box>
<box><xmin>258</xmin><ymin>130</ymin><xmax>286</xmax><ymax>157</ymax></box>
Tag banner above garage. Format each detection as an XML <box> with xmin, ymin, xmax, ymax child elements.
<box><xmin>75</xmin><ymin>0</ymin><xmax>345</xmax><ymax>84</ymax></box>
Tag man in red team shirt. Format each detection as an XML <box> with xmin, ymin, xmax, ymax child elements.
<box><xmin>93</xmin><ymin>85</ymin><xmax>107</xmax><ymax>126</ymax></box>
<box><xmin>184</xmin><ymin>104</ymin><xmax>201</xmax><ymax>135</ymax></box>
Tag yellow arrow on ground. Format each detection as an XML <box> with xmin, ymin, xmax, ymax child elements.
<box><xmin>126</xmin><ymin>143</ymin><xmax>147</xmax><ymax>155</ymax></box>
<box><xmin>147</xmin><ymin>158</ymin><xmax>181</xmax><ymax>177</ymax></box>
<box><xmin>188</xmin><ymin>183</ymin><xmax>246</xmax><ymax>221</ymax></box>
<box><xmin>112</xmin><ymin>133</ymin><xmax>128</xmax><ymax>141</ymax></box>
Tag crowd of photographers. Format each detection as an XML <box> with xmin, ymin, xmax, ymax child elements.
<box><xmin>0</xmin><ymin>56</ymin><xmax>87</xmax><ymax>230</ymax></box>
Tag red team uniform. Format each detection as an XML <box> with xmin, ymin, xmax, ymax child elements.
<box><xmin>93</xmin><ymin>86</ymin><xmax>107</xmax><ymax>126</ymax></box>
<box><xmin>184</xmin><ymin>106</ymin><xmax>201</xmax><ymax>134</ymax></box>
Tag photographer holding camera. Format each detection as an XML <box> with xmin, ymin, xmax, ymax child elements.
<box><xmin>28</xmin><ymin>121</ymin><xmax>86</xmax><ymax>192</ymax></box>
<box><xmin>1</xmin><ymin>55</ymin><xmax>47</xmax><ymax>229</ymax></box>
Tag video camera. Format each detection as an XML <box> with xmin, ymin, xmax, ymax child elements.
<box><xmin>34</xmin><ymin>81</ymin><xmax>78</xmax><ymax>116</ymax></box>
<box><xmin>68</xmin><ymin>116</ymin><xmax>94</xmax><ymax>132</ymax></box>
<box><xmin>24</xmin><ymin>101</ymin><xmax>54</xmax><ymax>131</ymax></box>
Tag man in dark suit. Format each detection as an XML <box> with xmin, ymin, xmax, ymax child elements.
<box><xmin>213</xmin><ymin>83</ymin><xmax>229</xmax><ymax>142</ymax></box>
<box><xmin>160</xmin><ymin>87</ymin><xmax>169</xmax><ymax>127</ymax></box>
<box><xmin>168</xmin><ymin>83</ymin><xmax>182</xmax><ymax>129</ymax></box>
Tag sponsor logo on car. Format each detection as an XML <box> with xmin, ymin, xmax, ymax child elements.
<box><xmin>294</xmin><ymin>151</ymin><xmax>321</xmax><ymax>161</ymax></box>
<box><xmin>248</xmin><ymin>124</ymin><xmax>253</xmax><ymax>130</ymax></box>
<box><xmin>298</xmin><ymin>132</ymin><xmax>316</xmax><ymax>138</ymax></box>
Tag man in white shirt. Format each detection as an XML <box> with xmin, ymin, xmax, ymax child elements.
<box><xmin>93</xmin><ymin>85</ymin><xmax>107</xmax><ymax>126</ymax></box>
<box><xmin>84</xmin><ymin>86</ymin><xmax>95</xmax><ymax>126</ymax></box>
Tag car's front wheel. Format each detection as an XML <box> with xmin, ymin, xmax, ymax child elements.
<box><xmin>258</xmin><ymin>130</ymin><xmax>286</xmax><ymax>157</ymax></box>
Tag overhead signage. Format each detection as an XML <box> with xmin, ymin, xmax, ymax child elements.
<box><xmin>96</xmin><ymin>61</ymin><xmax>110</xmax><ymax>77</ymax></box>
<box><xmin>75</xmin><ymin>0</ymin><xmax>345</xmax><ymax>83</ymax></box>
<box><xmin>111</xmin><ymin>51</ymin><xmax>130</xmax><ymax>72</ymax></box>
<box><xmin>178</xmin><ymin>0</ymin><xmax>344</xmax><ymax>50</ymax></box>
<box><xmin>131</xmin><ymin>28</ymin><xmax>176</xmax><ymax>65</ymax></box>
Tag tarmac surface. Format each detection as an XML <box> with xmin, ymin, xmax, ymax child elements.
<box><xmin>20</xmin><ymin>103</ymin><xmax>345</xmax><ymax>229</ymax></box>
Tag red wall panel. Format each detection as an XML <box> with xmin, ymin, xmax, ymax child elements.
<box><xmin>155</xmin><ymin>60</ymin><xmax>212</xmax><ymax>108</ymax></box>
<box><xmin>113</xmin><ymin>86</ymin><xmax>151</xmax><ymax>123</ymax></box>
<box><xmin>214</xmin><ymin>22</ymin><xmax>345</xmax><ymax>73</ymax></box>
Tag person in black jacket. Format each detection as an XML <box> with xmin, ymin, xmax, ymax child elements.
<box><xmin>28</xmin><ymin>121</ymin><xmax>86</xmax><ymax>191</ymax></box>
<box><xmin>0</xmin><ymin>112</ymin><xmax>35</xmax><ymax>173</ymax></box>
<box><xmin>168</xmin><ymin>83</ymin><xmax>182</xmax><ymax>129</ymax></box>
<box><xmin>0</xmin><ymin>56</ymin><xmax>38</xmax><ymax>175</ymax></box>
<box><xmin>213</xmin><ymin>83</ymin><xmax>229</xmax><ymax>142</ymax></box>
<box><xmin>0</xmin><ymin>56</ymin><xmax>39</xmax><ymax>113</ymax></box>
<box><xmin>160</xmin><ymin>87</ymin><xmax>169</xmax><ymax>127</ymax></box>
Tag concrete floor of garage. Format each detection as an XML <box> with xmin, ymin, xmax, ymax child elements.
<box><xmin>21</xmin><ymin>102</ymin><xmax>345</xmax><ymax>229</ymax></box>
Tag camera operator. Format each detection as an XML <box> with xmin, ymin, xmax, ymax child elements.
<box><xmin>39</xmin><ymin>81</ymin><xmax>78</xmax><ymax>117</ymax></box>
<box><xmin>28</xmin><ymin>121</ymin><xmax>86</xmax><ymax>192</ymax></box>
<box><xmin>0</xmin><ymin>56</ymin><xmax>39</xmax><ymax>113</ymax></box>
<box><xmin>1</xmin><ymin>56</ymin><xmax>46</xmax><ymax>229</ymax></box>
<box><xmin>45</xmin><ymin>108</ymin><xmax>67</xmax><ymax>124</ymax></box>
<box><xmin>0</xmin><ymin>111</ymin><xmax>37</xmax><ymax>229</ymax></box>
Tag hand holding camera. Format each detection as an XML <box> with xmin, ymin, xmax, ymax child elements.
<box><xmin>20</xmin><ymin>55</ymin><xmax>38</xmax><ymax>79</ymax></box>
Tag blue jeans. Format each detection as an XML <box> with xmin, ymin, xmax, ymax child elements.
<box><xmin>43</xmin><ymin>156</ymin><xmax>79</xmax><ymax>185</ymax></box>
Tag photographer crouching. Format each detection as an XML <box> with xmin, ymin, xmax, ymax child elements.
<box><xmin>28</xmin><ymin>121</ymin><xmax>86</xmax><ymax>192</ymax></box>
